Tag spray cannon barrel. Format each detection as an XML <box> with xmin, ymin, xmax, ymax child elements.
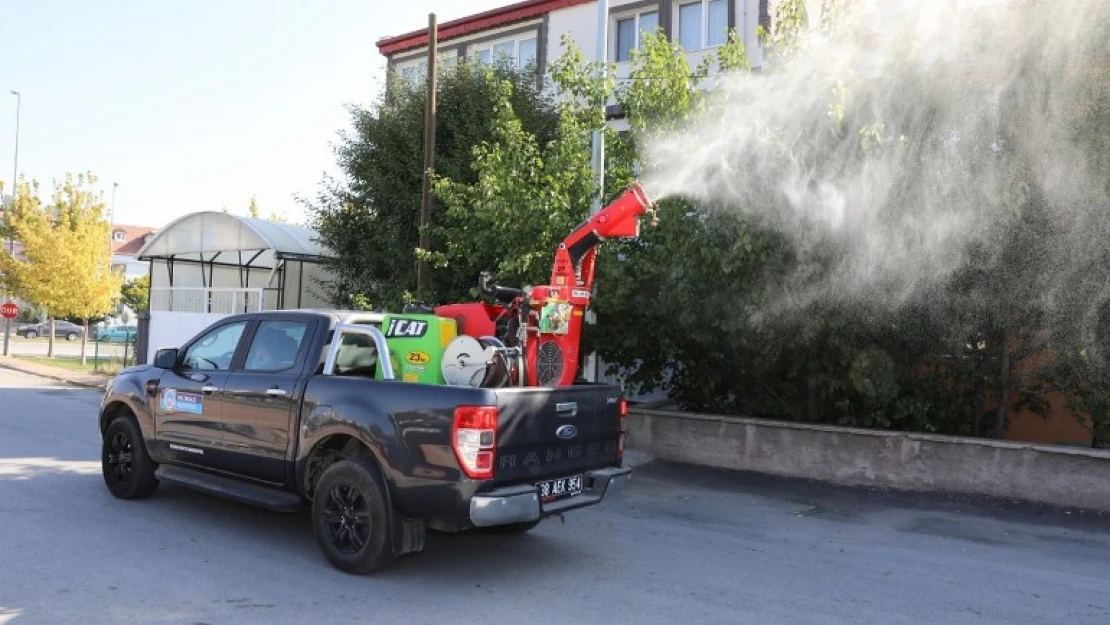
<box><xmin>592</xmin><ymin>182</ymin><xmax>659</xmax><ymax>237</ymax></box>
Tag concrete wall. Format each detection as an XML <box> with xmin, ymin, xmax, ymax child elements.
<box><xmin>548</xmin><ymin>2</ymin><xmax>597</xmax><ymax>65</ymax></box>
<box><xmin>627</xmin><ymin>408</ymin><xmax>1110</xmax><ymax>512</ymax></box>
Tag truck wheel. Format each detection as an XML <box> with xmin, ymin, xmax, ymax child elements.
<box><xmin>483</xmin><ymin>520</ymin><xmax>542</xmax><ymax>535</ymax></box>
<box><xmin>101</xmin><ymin>416</ymin><xmax>159</xmax><ymax>499</ymax></box>
<box><xmin>311</xmin><ymin>458</ymin><xmax>396</xmax><ymax>574</ymax></box>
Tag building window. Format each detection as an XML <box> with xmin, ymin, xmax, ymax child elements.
<box><xmin>112</xmin><ymin>230</ymin><xmax>126</xmax><ymax>242</ymax></box>
<box><xmin>677</xmin><ymin>0</ymin><xmax>729</xmax><ymax>51</ymax></box>
<box><xmin>517</xmin><ymin>37</ymin><xmax>538</xmax><ymax>69</ymax></box>
<box><xmin>472</xmin><ymin>34</ymin><xmax>539</xmax><ymax>71</ymax></box>
<box><xmin>615</xmin><ymin>10</ymin><xmax>659</xmax><ymax>62</ymax></box>
<box><xmin>398</xmin><ymin>58</ymin><xmax>428</xmax><ymax>84</ymax></box>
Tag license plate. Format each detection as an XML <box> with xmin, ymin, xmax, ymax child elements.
<box><xmin>537</xmin><ymin>474</ymin><xmax>583</xmax><ymax>501</ymax></box>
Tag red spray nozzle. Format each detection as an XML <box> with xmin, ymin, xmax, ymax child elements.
<box><xmin>599</xmin><ymin>182</ymin><xmax>659</xmax><ymax>233</ymax></box>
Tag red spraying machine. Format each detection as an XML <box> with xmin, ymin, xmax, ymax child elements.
<box><xmin>434</xmin><ymin>183</ymin><xmax>658</xmax><ymax>388</ymax></box>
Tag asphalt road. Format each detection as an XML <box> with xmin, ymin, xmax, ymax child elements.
<box><xmin>1</xmin><ymin>367</ymin><xmax>1109</xmax><ymax>625</ymax></box>
<box><xmin>2</xmin><ymin>338</ymin><xmax>126</xmax><ymax>358</ymax></box>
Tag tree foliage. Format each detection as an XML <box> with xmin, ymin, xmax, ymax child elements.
<box><xmin>306</xmin><ymin>60</ymin><xmax>559</xmax><ymax>310</ymax></box>
<box><xmin>121</xmin><ymin>275</ymin><xmax>150</xmax><ymax>314</ymax></box>
<box><xmin>0</xmin><ymin>173</ymin><xmax>123</xmax><ymax>359</ymax></box>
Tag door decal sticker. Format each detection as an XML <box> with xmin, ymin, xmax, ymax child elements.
<box><xmin>160</xmin><ymin>388</ymin><xmax>203</xmax><ymax>414</ymax></box>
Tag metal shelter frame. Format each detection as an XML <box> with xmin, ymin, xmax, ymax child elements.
<box><xmin>136</xmin><ymin>211</ymin><xmax>332</xmax><ymax>311</ymax></box>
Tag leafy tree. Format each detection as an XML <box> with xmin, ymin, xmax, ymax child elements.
<box><xmin>248</xmin><ymin>195</ymin><xmax>261</xmax><ymax>219</ymax></box>
<box><xmin>0</xmin><ymin>174</ymin><xmax>123</xmax><ymax>361</ymax></box>
<box><xmin>432</xmin><ymin>37</ymin><xmax>612</xmax><ymax>289</ymax></box>
<box><xmin>305</xmin><ymin>59</ymin><xmax>559</xmax><ymax>310</ymax></box>
<box><xmin>120</xmin><ymin>275</ymin><xmax>150</xmax><ymax>314</ymax></box>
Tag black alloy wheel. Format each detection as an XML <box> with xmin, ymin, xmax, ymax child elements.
<box><xmin>106</xmin><ymin>431</ymin><xmax>134</xmax><ymax>482</ymax></box>
<box><xmin>322</xmin><ymin>483</ymin><xmax>373</xmax><ymax>555</ymax></box>
<box><xmin>311</xmin><ymin>457</ymin><xmax>395</xmax><ymax>574</ymax></box>
<box><xmin>101</xmin><ymin>416</ymin><xmax>159</xmax><ymax>499</ymax></box>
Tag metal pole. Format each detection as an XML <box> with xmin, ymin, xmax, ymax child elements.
<box><xmin>585</xmin><ymin>2</ymin><xmax>608</xmax><ymax>382</ymax></box>
<box><xmin>111</xmin><ymin>182</ymin><xmax>118</xmax><ymax>224</ymax></box>
<box><xmin>3</xmin><ymin>90</ymin><xmax>20</xmax><ymax>357</ymax></box>
<box><xmin>590</xmin><ymin>0</ymin><xmax>608</xmax><ymax>217</ymax></box>
<box><xmin>416</xmin><ymin>12</ymin><xmax>438</xmax><ymax>297</ymax></box>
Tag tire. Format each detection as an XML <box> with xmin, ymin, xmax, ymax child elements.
<box><xmin>101</xmin><ymin>416</ymin><xmax>159</xmax><ymax>499</ymax></box>
<box><xmin>481</xmin><ymin>520</ymin><xmax>542</xmax><ymax>535</ymax></box>
<box><xmin>25</xmin><ymin>331</ymin><xmax>37</xmax><ymax>339</ymax></box>
<box><xmin>311</xmin><ymin>457</ymin><xmax>396</xmax><ymax>574</ymax></box>
<box><xmin>66</xmin><ymin>332</ymin><xmax>78</xmax><ymax>341</ymax></box>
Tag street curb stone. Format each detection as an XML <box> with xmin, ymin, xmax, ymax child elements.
<box><xmin>0</xmin><ymin>357</ymin><xmax>109</xmax><ymax>390</ymax></box>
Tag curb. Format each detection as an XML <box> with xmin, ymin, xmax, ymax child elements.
<box><xmin>0</xmin><ymin>359</ymin><xmax>109</xmax><ymax>390</ymax></box>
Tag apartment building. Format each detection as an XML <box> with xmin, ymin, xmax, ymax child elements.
<box><xmin>377</xmin><ymin>0</ymin><xmax>777</xmax><ymax>86</ymax></box>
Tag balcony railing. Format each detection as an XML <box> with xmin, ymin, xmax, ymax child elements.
<box><xmin>149</xmin><ymin>288</ymin><xmax>267</xmax><ymax>314</ymax></box>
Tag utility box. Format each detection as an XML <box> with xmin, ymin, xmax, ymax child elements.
<box><xmin>376</xmin><ymin>313</ymin><xmax>457</xmax><ymax>384</ymax></box>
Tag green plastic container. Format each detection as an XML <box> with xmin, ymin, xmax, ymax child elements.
<box><xmin>375</xmin><ymin>313</ymin><xmax>457</xmax><ymax>384</ymax></box>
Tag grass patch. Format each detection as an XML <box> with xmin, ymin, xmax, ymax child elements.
<box><xmin>14</xmin><ymin>355</ymin><xmax>127</xmax><ymax>376</ymax></box>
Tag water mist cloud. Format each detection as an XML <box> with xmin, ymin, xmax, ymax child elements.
<box><xmin>640</xmin><ymin>0</ymin><xmax>1110</xmax><ymax>319</ymax></box>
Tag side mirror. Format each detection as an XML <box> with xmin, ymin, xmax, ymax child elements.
<box><xmin>153</xmin><ymin>348</ymin><xmax>179</xmax><ymax>370</ymax></box>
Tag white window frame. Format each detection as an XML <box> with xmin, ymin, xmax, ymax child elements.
<box><xmin>393</xmin><ymin>48</ymin><xmax>458</xmax><ymax>85</ymax></box>
<box><xmin>112</xmin><ymin>230</ymin><xmax>126</xmax><ymax>242</ymax></box>
<box><xmin>674</xmin><ymin>0</ymin><xmax>730</xmax><ymax>52</ymax></box>
<box><xmin>470</xmin><ymin>32</ymin><xmax>539</xmax><ymax>70</ymax></box>
<box><xmin>611</xmin><ymin>6</ymin><xmax>662</xmax><ymax>63</ymax></box>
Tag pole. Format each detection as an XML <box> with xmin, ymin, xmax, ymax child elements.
<box><xmin>590</xmin><ymin>0</ymin><xmax>608</xmax><ymax>217</ymax></box>
<box><xmin>416</xmin><ymin>13</ymin><xmax>438</xmax><ymax>297</ymax></box>
<box><xmin>585</xmin><ymin>1</ymin><xmax>608</xmax><ymax>382</ymax></box>
<box><xmin>3</xmin><ymin>90</ymin><xmax>20</xmax><ymax>357</ymax></box>
<box><xmin>111</xmin><ymin>182</ymin><xmax>118</xmax><ymax>224</ymax></box>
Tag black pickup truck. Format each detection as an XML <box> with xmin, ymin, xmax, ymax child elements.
<box><xmin>97</xmin><ymin>309</ymin><xmax>631</xmax><ymax>573</ymax></box>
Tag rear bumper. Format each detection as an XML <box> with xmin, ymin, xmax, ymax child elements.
<box><xmin>469</xmin><ymin>466</ymin><xmax>633</xmax><ymax>527</ymax></box>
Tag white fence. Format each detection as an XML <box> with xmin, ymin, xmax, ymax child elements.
<box><xmin>149</xmin><ymin>288</ymin><xmax>265</xmax><ymax>314</ymax></box>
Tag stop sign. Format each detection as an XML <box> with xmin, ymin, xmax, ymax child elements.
<box><xmin>0</xmin><ymin>301</ymin><xmax>17</xmax><ymax>320</ymax></box>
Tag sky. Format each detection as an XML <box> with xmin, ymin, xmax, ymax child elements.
<box><xmin>0</xmin><ymin>0</ymin><xmax>510</xmax><ymax>228</ymax></box>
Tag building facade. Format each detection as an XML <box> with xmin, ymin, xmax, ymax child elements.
<box><xmin>110</xmin><ymin>224</ymin><xmax>157</xmax><ymax>282</ymax></box>
<box><xmin>377</xmin><ymin>0</ymin><xmax>776</xmax><ymax>88</ymax></box>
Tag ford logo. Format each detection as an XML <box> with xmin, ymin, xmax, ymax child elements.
<box><xmin>555</xmin><ymin>425</ymin><xmax>578</xmax><ymax>440</ymax></box>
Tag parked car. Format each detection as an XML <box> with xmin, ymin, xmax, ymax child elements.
<box><xmin>95</xmin><ymin>325</ymin><xmax>137</xmax><ymax>342</ymax></box>
<box><xmin>98</xmin><ymin>310</ymin><xmax>631</xmax><ymax>573</ymax></box>
<box><xmin>17</xmin><ymin>320</ymin><xmax>85</xmax><ymax>341</ymax></box>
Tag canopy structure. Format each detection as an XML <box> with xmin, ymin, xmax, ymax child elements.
<box><xmin>137</xmin><ymin>211</ymin><xmax>335</xmax><ymax>314</ymax></box>
<box><xmin>137</xmin><ymin>211</ymin><xmax>328</xmax><ymax>269</ymax></box>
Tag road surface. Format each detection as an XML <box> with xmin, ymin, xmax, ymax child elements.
<box><xmin>0</xmin><ymin>366</ymin><xmax>1108</xmax><ymax>625</ymax></box>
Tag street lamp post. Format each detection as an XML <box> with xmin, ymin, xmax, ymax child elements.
<box><xmin>3</xmin><ymin>90</ymin><xmax>20</xmax><ymax>357</ymax></box>
<box><xmin>111</xmin><ymin>182</ymin><xmax>118</xmax><ymax>225</ymax></box>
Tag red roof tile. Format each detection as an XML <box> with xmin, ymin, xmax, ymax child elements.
<box><xmin>110</xmin><ymin>224</ymin><xmax>156</xmax><ymax>256</ymax></box>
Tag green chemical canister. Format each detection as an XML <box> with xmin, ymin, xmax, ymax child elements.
<box><xmin>375</xmin><ymin>313</ymin><xmax>457</xmax><ymax>385</ymax></box>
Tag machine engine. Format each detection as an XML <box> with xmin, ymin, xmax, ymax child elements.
<box><xmin>434</xmin><ymin>183</ymin><xmax>657</xmax><ymax>388</ymax></box>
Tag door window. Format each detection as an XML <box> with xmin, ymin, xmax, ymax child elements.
<box><xmin>243</xmin><ymin>321</ymin><xmax>309</xmax><ymax>372</ymax></box>
<box><xmin>182</xmin><ymin>321</ymin><xmax>248</xmax><ymax>371</ymax></box>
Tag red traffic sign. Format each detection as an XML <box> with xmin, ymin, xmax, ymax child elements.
<box><xmin>1</xmin><ymin>301</ymin><xmax>17</xmax><ymax>320</ymax></box>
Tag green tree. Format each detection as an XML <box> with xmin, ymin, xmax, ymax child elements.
<box><xmin>432</xmin><ymin>36</ymin><xmax>612</xmax><ymax>289</ymax></box>
<box><xmin>120</xmin><ymin>275</ymin><xmax>150</xmax><ymax>314</ymax></box>
<box><xmin>305</xmin><ymin>59</ymin><xmax>559</xmax><ymax>310</ymax></box>
<box><xmin>0</xmin><ymin>174</ymin><xmax>123</xmax><ymax>360</ymax></box>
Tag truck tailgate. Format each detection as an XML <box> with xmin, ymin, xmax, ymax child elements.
<box><xmin>491</xmin><ymin>384</ymin><xmax>623</xmax><ymax>488</ymax></box>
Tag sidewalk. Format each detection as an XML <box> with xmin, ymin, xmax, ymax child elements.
<box><xmin>0</xmin><ymin>355</ymin><xmax>111</xmax><ymax>389</ymax></box>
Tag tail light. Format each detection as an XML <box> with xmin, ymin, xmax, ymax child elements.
<box><xmin>617</xmin><ymin>399</ymin><xmax>628</xmax><ymax>460</ymax></box>
<box><xmin>453</xmin><ymin>406</ymin><xmax>498</xmax><ymax>480</ymax></box>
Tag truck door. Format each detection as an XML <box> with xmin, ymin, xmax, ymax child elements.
<box><xmin>218</xmin><ymin>316</ymin><xmax>314</xmax><ymax>485</ymax></box>
<box><xmin>153</xmin><ymin>319</ymin><xmax>249</xmax><ymax>469</ymax></box>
